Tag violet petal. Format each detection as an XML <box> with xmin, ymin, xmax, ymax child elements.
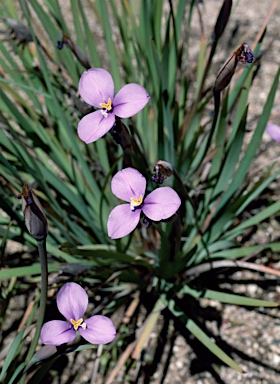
<box><xmin>113</xmin><ymin>84</ymin><xmax>150</xmax><ymax>118</ymax></box>
<box><xmin>40</xmin><ymin>320</ymin><xmax>76</xmax><ymax>346</ymax></box>
<box><xmin>57</xmin><ymin>282</ymin><xmax>88</xmax><ymax>321</ymax></box>
<box><xmin>265</xmin><ymin>123</ymin><xmax>280</xmax><ymax>142</ymax></box>
<box><xmin>142</xmin><ymin>187</ymin><xmax>181</xmax><ymax>221</ymax></box>
<box><xmin>107</xmin><ymin>204</ymin><xmax>141</xmax><ymax>239</ymax></box>
<box><xmin>79</xmin><ymin>315</ymin><xmax>116</xmax><ymax>344</ymax></box>
<box><xmin>78</xmin><ymin>111</ymin><xmax>115</xmax><ymax>144</ymax></box>
<box><xmin>78</xmin><ymin>68</ymin><xmax>114</xmax><ymax>107</ymax></box>
<box><xmin>111</xmin><ymin>167</ymin><xmax>146</xmax><ymax>202</ymax></box>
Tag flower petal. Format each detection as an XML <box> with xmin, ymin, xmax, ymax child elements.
<box><xmin>111</xmin><ymin>167</ymin><xmax>146</xmax><ymax>201</ymax></box>
<box><xmin>113</xmin><ymin>84</ymin><xmax>150</xmax><ymax>118</ymax></box>
<box><xmin>78</xmin><ymin>68</ymin><xmax>114</xmax><ymax>107</ymax></box>
<box><xmin>79</xmin><ymin>315</ymin><xmax>116</xmax><ymax>344</ymax></box>
<box><xmin>142</xmin><ymin>187</ymin><xmax>181</xmax><ymax>221</ymax></box>
<box><xmin>57</xmin><ymin>282</ymin><xmax>88</xmax><ymax>321</ymax></box>
<box><xmin>40</xmin><ymin>320</ymin><xmax>76</xmax><ymax>346</ymax></box>
<box><xmin>78</xmin><ymin>111</ymin><xmax>115</xmax><ymax>144</ymax></box>
<box><xmin>265</xmin><ymin>123</ymin><xmax>280</xmax><ymax>142</ymax></box>
<box><xmin>107</xmin><ymin>204</ymin><xmax>141</xmax><ymax>239</ymax></box>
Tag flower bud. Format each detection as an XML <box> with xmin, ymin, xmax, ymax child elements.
<box><xmin>110</xmin><ymin>117</ymin><xmax>132</xmax><ymax>155</ymax></box>
<box><xmin>21</xmin><ymin>184</ymin><xmax>48</xmax><ymax>241</ymax></box>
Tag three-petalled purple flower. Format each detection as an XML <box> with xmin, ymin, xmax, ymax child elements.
<box><xmin>78</xmin><ymin>68</ymin><xmax>150</xmax><ymax>143</ymax></box>
<box><xmin>107</xmin><ymin>168</ymin><xmax>181</xmax><ymax>239</ymax></box>
<box><xmin>40</xmin><ymin>282</ymin><xmax>116</xmax><ymax>346</ymax></box>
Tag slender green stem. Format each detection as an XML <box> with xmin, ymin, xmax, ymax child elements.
<box><xmin>23</xmin><ymin>239</ymin><xmax>48</xmax><ymax>375</ymax></box>
<box><xmin>199</xmin><ymin>89</ymin><xmax>221</xmax><ymax>163</ymax></box>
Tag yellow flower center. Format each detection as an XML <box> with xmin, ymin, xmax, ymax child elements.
<box><xmin>130</xmin><ymin>195</ymin><xmax>143</xmax><ymax>211</ymax></box>
<box><xmin>70</xmin><ymin>318</ymin><xmax>86</xmax><ymax>331</ymax></box>
<box><xmin>100</xmin><ymin>98</ymin><xmax>112</xmax><ymax>111</ymax></box>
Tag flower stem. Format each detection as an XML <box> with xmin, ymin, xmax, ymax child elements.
<box><xmin>24</xmin><ymin>239</ymin><xmax>48</xmax><ymax>368</ymax></box>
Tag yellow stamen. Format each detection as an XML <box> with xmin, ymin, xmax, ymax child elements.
<box><xmin>130</xmin><ymin>195</ymin><xmax>143</xmax><ymax>211</ymax></box>
<box><xmin>70</xmin><ymin>318</ymin><xmax>85</xmax><ymax>331</ymax></box>
<box><xmin>100</xmin><ymin>98</ymin><xmax>112</xmax><ymax>111</ymax></box>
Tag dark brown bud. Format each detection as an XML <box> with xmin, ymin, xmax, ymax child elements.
<box><xmin>21</xmin><ymin>184</ymin><xmax>48</xmax><ymax>241</ymax></box>
<box><xmin>213</xmin><ymin>0</ymin><xmax>232</xmax><ymax>42</ymax></box>
<box><xmin>110</xmin><ymin>117</ymin><xmax>132</xmax><ymax>155</ymax></box>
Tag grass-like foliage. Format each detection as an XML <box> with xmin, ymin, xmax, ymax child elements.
<box><xmin>0</xmin><ymin>0</ymin><xmax>280</xmax><ymax>382</ymax></box>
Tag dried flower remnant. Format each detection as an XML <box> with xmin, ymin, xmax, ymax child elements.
<box><xmin>214</xmin><ymin>43</ymin><xmax>255</xmax><ymax>92</ymax></box>
<box><xmin>143</xmin><ymin>216</ymin><xmax>152</xmax><ymax>228</ymax></box>
<box><xmin>56</xmin><ymin>32</ymin><xmax>90</xmax><ymax>69</ymax></box>
<box><xmin>151</xmin><ymin>160</ymin><xmax>174</xmax><ymax>184</ymax></box>
<box><xmin>20</xmin><ymin>184</ymin><xmax>48</xmax><ymax>241</ymax></box>
<box><xmin>107</xmin><ymin>167</ymin><xmax>181</xmax><ymax>239</ymax></box>
<box><xmin>236</xmin><ymin>43</ymin><xmax>254</xmax><ymax>64</ymax></box>
<box><xmin>57</xmin><ymin>39</ymin><xmax>64</xmax><ymax>50</ymax></box>
<box><xmin>40</xmin><ymin>282</ymin><xmax>116</xmax><ymax>346</ymax></box>
<box><xmin>78</xmin><ymin>68</ymin><xmax>150</xmax><ymax>144</ymax></box>
<box><xmin>1</xmin><ymin>17</ymin><xmax>32</xmax><ymax>45</ymax></box>
<box><xmin>265</xmin><ymin>123</ymin><xmax>280</xmax><ymax>142</ymax></box>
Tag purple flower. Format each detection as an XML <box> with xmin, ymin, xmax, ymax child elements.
<box><xmin>265</xmin><ymin>123</ymin><xmax>280</xmax><ymax>142</ymax></box>
<box><xmin>78</xmin><ymin>68</ymin><xmax>150</xmax><ymax>144</ymax></box>
<box><xmin>107</xmin><ymin>168</ymin><xmax>181</xmax><ymax>239</ymax></box>
<box><xmin>40</xmin><ymin>283</ymin><xmax>116</xmax><ymax>346</ymax></box>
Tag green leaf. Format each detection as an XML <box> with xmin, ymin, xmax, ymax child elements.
<box><xmin>209</xmin><ymin>242</ymin><xmax>280</xmax><ymax>259</ymax></box>
<box><xmin>223</xmin><ymin>200</ymin><xmax>280</xmax><ymax>241</ymax></box>
<box><xmin>0</xmin><ymin>264</ymin><xmax>58</xmax><ymax>279</ymax></box>
<box><xmin>94</xmin><ymin>0</ymin><xmax>121</xmax><ymax>89</ymax></box>
<box><xmin>78</xmin><ymin>0</ymin><xmax>101</xmax><ymax>66</ymax></box>
<box><xmin>60</xmin><ymin>243</ymin><xmax>151</xmax><ymax>267</ymax></box>
<box><xmin>166</xmin><ymin>298</ymin><xmax>243</xmax><ymax>372</ymax></box>
<box><xmin>181</xmin><ymin>285</ymin><xmax>278</xmax><ymax>307</ymax></box>
<box><xmin>205</xmin><ymin>289</ymin><xmax>278</xmax><ymax>307</ymax></box>
<box><xmin>217</xmin><ymin>67</ymin><xmax>280</xmax><ymax>211</ymax></box>
<box><xmin>133</xmin><ymin>297</ymin><xmax>165</xmax><ymax>359</ymax></box>
<box><xmin>7</xmin><ymin>363</ymin><xmax>26</xmax><ymax>384</ymax></box>
<box><xmin>25</xmin><ymin>357</ymin><xmax>57</xmax><ymax>384</ymax></box>
<box><xmin>0</xmin><ymin>329</ymin><xmax>25</xmax><ymax>381</ymax></box>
